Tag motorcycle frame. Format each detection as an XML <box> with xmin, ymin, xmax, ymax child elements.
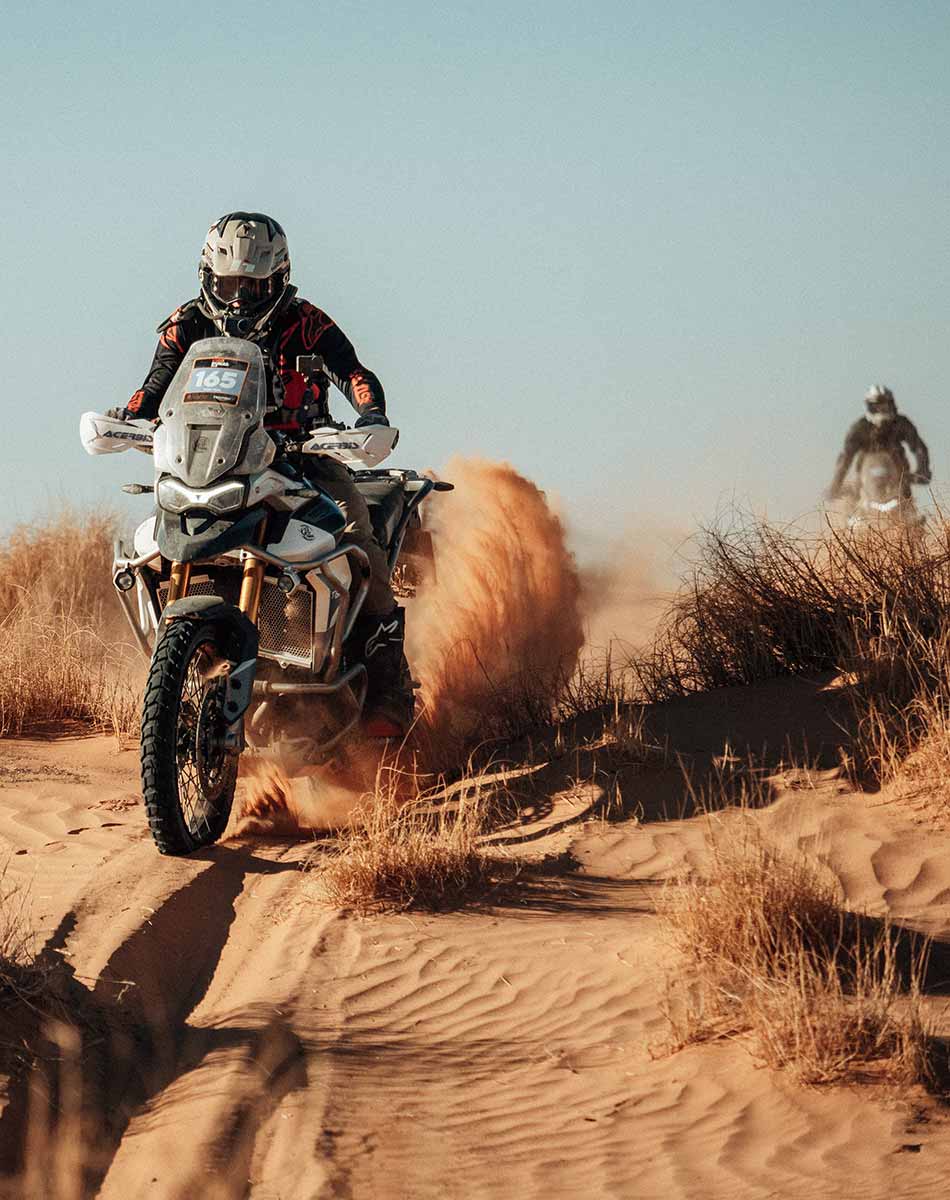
<box><xmin>112</xmin><ymin>538</ymin><xmax>371</xmax><ymax>699</ymax></box>
<box><xmin>385</xmin><ymin>477</ymin><xmax>435</xmax><ymax>573</ymax></box>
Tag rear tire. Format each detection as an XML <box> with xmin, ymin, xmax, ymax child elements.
<box><xmin>141</xmin><ymin>619</ymin><xmax>239</xmax><ymax>855</ymax></box>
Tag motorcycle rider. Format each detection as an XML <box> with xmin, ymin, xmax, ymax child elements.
<box><xmin>111</xmin><ymin>212</ymin><xmax>413</xmax><ymax>737</ymax></box>
<box><xmin>827</xmin><ymin>384</ymin><xmax>931</xmax><ymax>502</ymax></box>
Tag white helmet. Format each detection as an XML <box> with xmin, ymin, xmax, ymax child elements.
<box><xmin>199</xmin><ymin>212</ymin><xmax>292</xmax><ymax>338</ymax></box>
<box><xmin>864</xmin><ymin>384</ymin><xmax>897</xmax><ymax>425</ymax></box>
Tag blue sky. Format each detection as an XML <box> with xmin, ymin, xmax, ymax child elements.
<box><xmin>2</xmin><ymin>1</ymin><xmax>949</xmax><ymax>555</ymax></box>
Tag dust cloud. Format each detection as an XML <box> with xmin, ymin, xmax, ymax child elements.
<box><xmin>578</xmin><ymin>525</ymin><xmax>684</xmax><ymax>656</ymax></box>
<box><xmin>239</xmin><ymin>747</ymin><xmax>381</xmax><ymax>835</ymax></box>
<box><xmin>408</xmin><ymin>456</ymin><xmax>584</xmax><ymax>768</ymax></box>
<box><xmin>238</xmin><ymin>458</ymin><xmax>667</xmax><ymax>834</ymax></box>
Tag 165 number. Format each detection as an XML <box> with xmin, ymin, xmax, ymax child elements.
<box><xmin>192</xmin><ymin>368</ymin><xmax>239</xmax><ymax>391</ymax></box>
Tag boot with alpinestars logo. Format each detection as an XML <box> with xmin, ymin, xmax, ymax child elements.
<box><xmin>349</xmin><ymin>606</ymin><xmax>415</xmax><ymax>738</ymax></box>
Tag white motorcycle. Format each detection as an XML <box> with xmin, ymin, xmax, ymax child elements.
<box><xmin>81</xmin><ymin>337</ymin><xmax>450</xmax><ymax>855</ymax></box>
<box><xmin>844</xmin><ymin>450</ymin><xmax>926</xmax><ymax>532</ymax></box>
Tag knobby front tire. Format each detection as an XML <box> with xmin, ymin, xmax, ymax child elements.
<box><xmin>141</xmin><ymin>619</ymin><xmax>239</xmax><ymax>855</ymax></box>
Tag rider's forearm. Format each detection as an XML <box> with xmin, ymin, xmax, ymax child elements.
<box><xmin>897</xmin><ymin>418</ymin><xmax>931</xmax><ymax>479</ymax></box>
<box><xmin>313</xmin><ymin>320</ymin><xmax>386</xmax><ymax>417</ymax></box>
<box><xmin>127</xmin><ymin>335</ymin><xmax>187</xmax><ymax>418</ymax></box>
<box><xmin>320</xmin><ymin>360</ymin><xmax>386</xmax><ymax>417</ymax></box>
<box><xmin>341</xmin><ymin>367</ymin><xmax>386</xmax><ymax>417</ymax></box>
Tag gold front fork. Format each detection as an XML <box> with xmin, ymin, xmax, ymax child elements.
<box><xmin>238</xmin><ymin>519</ymin><xmax>268</xmax><ymax>623</ymax></box>
<box><xmin>238</xmin><ymin>555</ymin><xmax>266</xmax><ymax>623</ymax></box>
<box><xmin>166</xmin><ymin>561</ymin><xmax>192</xmax><ymax>603</ymax></box>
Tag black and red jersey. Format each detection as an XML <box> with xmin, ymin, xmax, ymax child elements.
<box><xmin>126</xmin><ymin>296</ymin><xmax>386</xmax><ymax>432</ymax></box>
<box><xmin>836</xmin><ymin>414</ymin><xmax>930</xmax><ymax>474</ymax></box>
<box><xmin>830</xmin><ymin>413</ymin><xmax>931</xmax><ymax>496</ymax></box>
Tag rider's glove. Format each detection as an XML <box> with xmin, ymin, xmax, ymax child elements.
<box><xmin>105</xmin><ymin>406</ymin><xmax>130</xmax><ymax>421</ymax></box>
<box><xmin>354</xmin><ymin>411</ymin><xmax>389</xmax><ymax>428</ymax></box>
<box><xmin>912</xmin><ymin>471</ymin><xmax>932</xmax><ymax>486</ymax></box>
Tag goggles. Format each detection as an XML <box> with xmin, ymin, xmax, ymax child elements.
<box><xmin>210</xmin><ymin>273</ymin><xmax>279</xmax><ymax>307</ymax></box>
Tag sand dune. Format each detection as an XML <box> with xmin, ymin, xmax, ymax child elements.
<box><xmin>2</xmin><ymin>678</ymin><xmax>950</xmax><ymax>1198</ymax></box>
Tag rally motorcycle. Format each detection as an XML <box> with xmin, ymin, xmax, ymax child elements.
<box><xmin>844</xmin><ymin>450</ymin><xmax>926</xmax><ymax>532</ymax></box>
<box><xmin>81</xmin><ymin>337</ymin><xmax>450</xmax><ymax>856</ymax></box>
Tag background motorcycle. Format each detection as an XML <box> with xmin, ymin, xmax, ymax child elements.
<box><xmin>840</xmin><ymin>450</ymin><xmax>926</xmax><ymax>532</ymax></box>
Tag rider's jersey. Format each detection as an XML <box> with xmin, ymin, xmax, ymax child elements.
<box><xmin>126</xmin><ymin>296</ymin><xmax>386</xmax><ymax>432</ymax></box>
<box><xmin>832</xmin><ymin>414</ymin><xmax>931</xmax><ymax>496</ymax></box>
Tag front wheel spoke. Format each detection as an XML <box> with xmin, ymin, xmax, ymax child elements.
<box><xmin>174</xmin><ymin>651</ymin><xmax>230</xmax><ymax>837</ymax></box>
<box><xmin>144</xmin><ymin>624</ymin><xmax>237</xmax><ymax>856</ymax></box>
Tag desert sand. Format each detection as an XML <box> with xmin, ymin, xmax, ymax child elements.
<box><xmin>1</xmin><ymin>674</ymin><xmax>950</xmax><ymax>1199</ymax></box>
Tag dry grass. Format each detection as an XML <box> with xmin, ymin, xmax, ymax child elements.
<box><xmin>0</xmin><ymin>607</ymin><xmax>140</xmax><ymax>737</ymax></box>
<box><xmin>0</xmin><ymin>859</ymin><xmax>44</xmax><ymax>1002</ymax></box>
<box><xmin>634</xmin><ymin>512</ymin><xmax>950</xmax><ymax>799</ymax></box>
<box><xmin>558</xmin><ymin>645</ymin><xmax>638</xmax><ymax>721</ymax></box>
<box><xmin>749</xmin><ymin>940</ymin><xmax>933</xmax><ymax>1086</ymax></box>
<box><xmin>637</xmin><ymin>514</ymin><xmax>945</xmax><ymax>700</ymax></box>
<box><xmin>587</xmin><ymin>696</ymin><xmax>667</xmax><ymax>764</ymax></box>
<box><xmin>0</xmin><ymin>512</ymin><xmax>139</xmax><ymax>737</ymax></box>
<box><xmin>0</xmin><ymin>863</ymin><xmax>86</xmax><ymax>1199</ymax></box>
<box><xmin>845</xmin><ymin>609</ymin><xmax>950</xmax><ymax>806</ymax></box>
<box><xmin>10</xmin><ymin>1021</ymin><xmax>86</xmax><ymax>1200</ymax></box>
<box><xmin>660</xmin><ymin>816</ymin><xmax>936</xmax><ymax>1087</ymax></box>
<box><xmin>309</xmin><ymin>674</ymin><xmax>662</xmax><ymax>914</ymax></box>
<box><xmin>311</xmin><ymin>762</ymin><xmax>508</xmax><ymax>913</ymax></box>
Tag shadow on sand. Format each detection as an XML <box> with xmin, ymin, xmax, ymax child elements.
<box><xmin>0</xmin><ymin>843</ymin><xmax>307</xmax><ymax>1196</ymax></box>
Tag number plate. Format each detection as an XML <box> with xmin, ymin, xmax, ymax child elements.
<box><xmin>183</xmin><ymin>358</ymin><xmax>249</xmax><ymax>404</ymax></box>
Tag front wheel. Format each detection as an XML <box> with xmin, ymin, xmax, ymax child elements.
<box><xmin>141</xmin><ymin>619</ymin><xmax>240</xmax><ymax>855</ymax></box>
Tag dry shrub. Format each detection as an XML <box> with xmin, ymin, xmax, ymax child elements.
<box><xmin>311</xmin><ymin>763</ymin><xmax>505</xmax><ymax>913</ymax></box>
<box><xmin>591</xmin><ymin>700</ymin><xmax>665</xmax><ymax>765</ymax></box>
<box><xmin>0</xmin><ymin>869</ymin><xmax>98</xmax><ymax>1198</ymax></box>
<box><xmin>846</xmin><ymin>609</ymin><xmax>950</xmax><ymax>802</ymax></box>
<box><xmin>10</xmin><ymin>1021</ymin><xmax>85</xmax><ymax>1200</ymax></box>
<box><xmin>639</xmin><ymin>514</ymin><xmax>946</xmax><ymax>700</ymax></box>
<box><xmin>0</xmin><ymin>871</ymin><xmax>86</xmax><ymax>1198</ymax></box>
<box><xmin>661</xmin><ymin>819</ymin><xmax>935</xmax><ymax>1087</ymax></box>
<box><xmin>0</xmin><ymin>608</ymin><xmax>139</xmax><ymax>737</ymax></box>
<box><xmin>557</xmin><ymin>644</ymin><xmax>638</xmax><ymax>722</ymax></box>
<box><xmin>664</xmin><ymin>823</ymin><xmax>842</xmax><ymax>972</ymax></box>
<box><xmin>0</xmin><ymin>859</ymin><xmax>43</xmax><ymax>1001</ymax></box>
<box><xmin>750</xmin><ymin>941</ymin><xmax>932</xmax><ymax>1086</ymax></box>
<box><xmin>0</xmin><ymin>510</ymin><xmax>116</xmax><ymax>620</ymax></box>
<box><xmin>637</xmin><ymin>512</ymin><xmax>950</xmax><ymax>794</ymax></box>
<box><xmin>642</xmin><ymin>522</ymin><xmax>846</xmax><ymax>697</ymax></box>
<box><xmin>0</xmin><ymin>512</ymin><xmax>138</xmax><ymax>736</ymax></box>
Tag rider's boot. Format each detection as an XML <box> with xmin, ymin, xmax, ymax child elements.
<box><xmin>350</xmin><ymin>606</ymin><xmax>415</xmax><ymax>738</ymax></box>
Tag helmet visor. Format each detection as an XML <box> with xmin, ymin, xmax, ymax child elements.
<box><xmin>866</xmin><ymin>397</ymin><xmax>895</xmax><ymax>418</ymax></box>
<box><xmin>210</xmin><ymin>273</ymin><xmax>279</xmax><ymax>308</ymax></box>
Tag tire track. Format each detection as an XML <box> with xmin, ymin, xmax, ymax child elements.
<box><xmin>0</xmin><ymin>837</ymin><xmax>312</xmax><ymax>1196</ymax></box>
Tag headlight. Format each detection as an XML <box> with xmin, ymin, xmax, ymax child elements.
<box><xmin>157</xmin><ymin>477</ymin><xmax>247</xmax><ymax>515</ymax></box>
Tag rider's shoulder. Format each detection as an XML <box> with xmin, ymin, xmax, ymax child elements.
<box><xmin>280</xmin><ymin>298</ymin><xmax>339</xmax><ymax>350</ymax></box>
<box><xmin>156</xmin><ymin>298</ymin><xmax>206</xmax><ymax>335</ymax></box>
<box><xmin>287</xmin><ymin>297</ymin><xmax>334</xmax><ymax>324</ymax></box>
